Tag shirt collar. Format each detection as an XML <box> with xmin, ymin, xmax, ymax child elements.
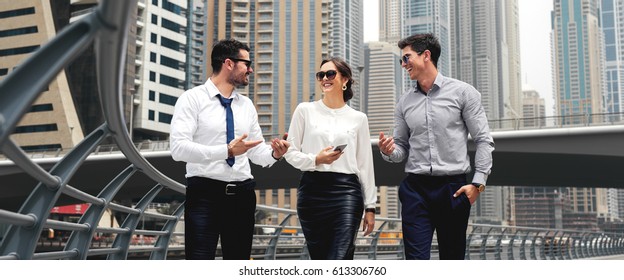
<box><xmin>205</xmin><ymin>78</ymin><xmax>240</xmax><ymax>100</ymax></box>
<box><xmin>415</xmin><ymin>72</ymin><xmax>444</xmax><ymax>95</ymax></box>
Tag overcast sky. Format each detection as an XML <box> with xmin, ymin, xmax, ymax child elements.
<box><xmin>363</xmin><ymin>0</ymin><xmax>555</xmax><ymax>116</ymax></box>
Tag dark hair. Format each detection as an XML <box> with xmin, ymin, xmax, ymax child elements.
<box><xmin>397</xmin><ymin>33</ymin><xmax>441</xmax><ymax>68</ymax></box>
<box><xmin>320</xmin><ymin>57</ymin><xmax>354</xmax><ymax>102</ymax></box>
<box><xmin>211</xmin><ymin>38</ymin><xmax>251</xmax><ymax>74</ymax></box>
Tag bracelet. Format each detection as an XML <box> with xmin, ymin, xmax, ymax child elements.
<box><xmin>365</xmin><ymin>208</ymin><xmax>376</xmax><ymax>213</ymax></box>
<box><xmin>227</xmin><ymin>144</ymin><xmax>234</xmax><ymax>158</ymax></box>
<box><xmin>271</xmin><ymin>150</ymin><xmax>282</xmax><ymax>161</ymax></box>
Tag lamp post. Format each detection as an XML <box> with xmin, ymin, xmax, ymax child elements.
<box><xmin>358</xmin><ymin>66</ymin><xmax>365</xmax><ymax>113</ymax></box>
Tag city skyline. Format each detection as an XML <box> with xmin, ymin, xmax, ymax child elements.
<box><xmin>363</xmin><ymin>0</ymin><xmax>555</xmax><ymax>116</ymax></box>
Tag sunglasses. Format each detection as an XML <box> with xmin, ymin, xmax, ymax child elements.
<box><xmin>315</xmin><ymin>70</ymin><xmax>338</xmax><ymax>81</ymax></box>
<box><xmin>227</xmin><ymin>57</ymin><xmax>252</xmax><ymax>69</ymax></box>
<box><xmin>398</xmin><ymin>51</ymin><xmax>423</xmax><ymax>65</ymax></box>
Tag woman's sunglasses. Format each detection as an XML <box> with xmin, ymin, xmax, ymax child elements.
<box><xmin>315</xmin><ymin>70</ymin><xmax>338</xmax><ymax>81</ymax></box>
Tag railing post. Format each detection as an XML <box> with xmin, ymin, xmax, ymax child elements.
<box><xmin>507</xmin><ymin>229</ymin><xmax>519</xmax><ymax>260</ymax></box>
<box><xmin>265</xmin><ymin>214</ymin><xmax>293</xmax><ymax>260</ymax></box>
<box><xmin>367</xmin><ymin>221</ymin><xmax>387</xmax><ymax>260</ymax></box>
<box><xmin>493</xmin><ymin>228</ymin><xmax>506</xmax><ymax>260</ymax></box>
<box><xmin>465</xmin><ymin>226</ymin><xmax>479</xmax><ymax>260</ymax></box>
<box><xmin>480</xmin><ymin>227</ymin><xmax>494</xmax><ymax>260</ymax></box>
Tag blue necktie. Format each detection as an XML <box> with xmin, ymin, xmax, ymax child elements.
<box><xmin>218</xmin><ymin>95</ymin><xmax>235</xmax><ymax>166</ymax></box>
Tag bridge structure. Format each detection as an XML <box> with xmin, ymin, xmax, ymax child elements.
<box><xmin>1</xmin><ymin>0</ymin><xmax>623</xmax><ymax>260</ymax></box>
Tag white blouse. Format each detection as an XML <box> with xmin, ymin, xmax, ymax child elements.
<box><xmin>284</xmin><ymin>100</ymin><xmax>377</xmax><ymax>209</ymax></box>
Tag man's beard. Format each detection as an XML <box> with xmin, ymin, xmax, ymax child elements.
<box><xmin>228</xmin><ymin>72</ymin><xmax>249</xmax><ymax>87</ymax></box>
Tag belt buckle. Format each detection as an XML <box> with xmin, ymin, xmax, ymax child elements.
<box><xmin>225</xmin><ymin>183</ymin><xmax>237</xmax><ymax>195</ymax></box>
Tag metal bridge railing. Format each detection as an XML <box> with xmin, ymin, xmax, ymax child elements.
<box><xmin>0</xmin><ymin>0</ymin><xmax>184</xmax><ymax>260</ymax></box>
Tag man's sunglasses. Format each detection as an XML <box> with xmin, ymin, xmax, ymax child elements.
<box><xmin>315</xmin><ymin>70</ymin><xmax>338</xmax><ymax>81</ymax></box>
<box><xmin>227</xmin><ymin>57</ymin><xmax>252</xmax><ymax>69</ymax></box>
<box><xmin>399</xmin><ymin>55</ymin><xmax>410</xmax><ymax>65</ymax></box>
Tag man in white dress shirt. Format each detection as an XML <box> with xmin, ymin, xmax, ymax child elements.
<box><xmin>170</xmin><ymin>39</ymin><xmax>289</xmax><ymax>260</ymax></box>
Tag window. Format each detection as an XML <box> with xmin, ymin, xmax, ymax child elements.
<box><xmin>0</xmin><ymin>26</ymin><xmax>38</xmax><ymax>38</ymax></box>
<box><xmin>148</xmin><ymin>110</ymin><xmax>155</xmax><ymax>120</ymax></box>
<box><xmin>161</xmin><ymin>18</ymin><xmax>181</xmax><ymax>33</ymax></box>
<box><xmin>29</xmin><ymin>103</ymin><xmax>53</xmax><ymax>112</ymax></box>
<box><xmin>160</xmin><ymin>55</ymin><xmax>181</xmax><ymax>69</ymax></box>
<box><xmin>14</xmin><ymin>124</ymin><xmax>58</xmax><ymax>134</ymax></box>
<box><xmin>151</xmin><ymin>14</ymin><xmax>158</xmax><ymax>24</ymax></box>
<box><xmin>160</xmin><ymin>74</ymin><xmax>181</xmax><ymax>88</ymax></box>
<box><xmin>149</xmin><ymin>90</ymin><xmax>156</xmax><ymax>101</ymax></box>
<box><xmin>161</xmin><ymin>36</ymin><xmax>180</xmax><ymax>51</ymax></box>
<box><xmin>152</xmin><ymin>0</ymin><xmax>158</xmax><ymax>6</ymax></box>
<box><xmin>162</xmin><ymin>0</ymin><xmax>183</xmax><ymax>15</ymax></box>
<box><xmin>21</xmin><ymin>144</ymin><xmax>62</xmax><ymax>152</ymax></box>
<box><xmin>159</xmin><ymin>93</ymin><xmax>178</xmax><ymax>106</ymax></box>
<box><xmin>0</xmin><ymin>7</ymin><xmax>35</xmax><ymax>19</ymax></box>
<box><xmin>149</xmin><ymin>71</ymin><xmax>156</xmax><ymax>82</ymax></box>
<box><xmin>150</xmin><ymin>52</ymin><xmax>157</xmax><ymax>62</ymax></box>
<box><xmin>158</xmin><ymin>112</ymin><xmax>173</xmax><ymax>124</ymax></box>
<box><xmin>0</xmin><ymin>45</ymin><xmax>39</xmax><ymax>56</ymax></box>
<box><xmin>150</xmin><ymin>33</ymin><xmax>157</xmax><ymax>43</ymax></box>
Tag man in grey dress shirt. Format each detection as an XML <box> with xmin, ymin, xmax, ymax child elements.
<box><xmin>378</xmin><ymin>33</ymin><xmax>495</xmax><ymax>260</ymax></box>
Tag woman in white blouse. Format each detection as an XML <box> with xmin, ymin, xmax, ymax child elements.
<box><xmin>284</xmin><ymin>57</ymin><xmax>377</xmax><ymax>260</ymax></box>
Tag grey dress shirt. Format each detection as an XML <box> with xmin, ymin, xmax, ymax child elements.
<box><xmin>382</xmin><ymin>73</ymin><xmax>495</xmax><ymax>185</ymax></box>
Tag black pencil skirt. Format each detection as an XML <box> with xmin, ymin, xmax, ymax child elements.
<box><xmin>297</xmin><ymin>171</ymin><xmax>364</xmax><ymax>260</ymax></box>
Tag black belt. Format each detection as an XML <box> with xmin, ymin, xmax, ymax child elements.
<box><xmin>406</xmin><ymin>173</ymin><xmax>466</xmax><ymax>184</ymax></box>
<box><xmin>187</xmin><ymin>177</ymin><xmax>256</xmax><ymax>196</ymax></box>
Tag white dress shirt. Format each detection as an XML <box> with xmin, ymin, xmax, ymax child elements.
<box><xmin>284</xmin><ymin>100</ymin><xmax>377</xmax><ymax>209</ymax></box>
<box><xmin>170</xmin><ymin>78</ymin><xmax>276</xmax><ymax>182</ymax></box>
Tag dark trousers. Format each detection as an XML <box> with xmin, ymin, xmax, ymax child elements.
<box><xmin>297</xmin><ymin>171</ymin><xmax>364</xmax><ymax>260</ymax></box>
<box><xmin>184</xmin><ymin>176</ymin><xmax>256</xmax><ymax>260</ymax></box>
<box><xmin>399</xmin><ymin>173</ymin><xmax>471</xmax><ymax>260</ymax></box>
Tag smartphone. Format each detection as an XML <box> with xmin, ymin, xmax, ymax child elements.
<box><xmin>333</xmin><ymin>144</ymin><xmax>347</xmax><ymax>152</ymax></box>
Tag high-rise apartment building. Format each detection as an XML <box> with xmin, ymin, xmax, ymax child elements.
<box><xmin>0</xmin><ymin>0</ymin><xmax>85</xmax><ymax>151</ymax></box>
<box><xmin>379</xmin><ymin>0</ymin><xmax>401</xmax><ymax>45</ymax></box>
<box><xmin>497</xmin><ymin>0</ymin><xmax>522</xmax><ymax>121</ymax></box>
<box><xmin>187</xmin><ymin>1</ymin><xmax>206</xmax><ymax>89</ymax></box>
<box><xmin>329</xmin><ymin>0</ymin><xmax>364</xmax><ymax>111</ymax></box>
<box><xmin>400</xmin><ymin>0</ymin><xmax>451</xmax><ymax>91</ymax></box>
<box><xmin>206</xmin><ymin>0</ymin><xmax>331</xmax><ymax>140</ymax></box>
<box><xmin>132</xmin><ymin>0</ymin><xmax>189</xmax><ymax>141</ymax></box>
<box><xmin>363</xmin><ymin>42</ymin><xmax>402</xmax><ymax>137</ymax></box>
<box><xmin>450</xmin><ymin>0</ymin><xmax>522</xmax><ymax>122</ymax></box>
<box><xmin>600</xmin><ymin>0</ymin><xmax>624</xmax><ymax>122</ymax></box>
<box><xmin>513</xmin><ymin>187</ymin><xmax>567</xmax><ymax>229</ymax></box>
<box><xmin>521</xmin><ymin>85</ymin><xmax>546</xmax><ymax>128</ymax></box>
<box><xmin>450</xmin><ymin>0</ymin><xmax>499</xmax><ymax>120</ymax></box>
<box><xmin>552</xmin><ymin>0</ymin><xmax>605</xmax><ymax>125</ymax></box>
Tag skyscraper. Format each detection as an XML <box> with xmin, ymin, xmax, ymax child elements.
<box><xmin>0</xmin><ymin>0</ymin><xmax>84</xmax><ymax>151</ymax></box>
<box><xmin>187</xmin><ymin>1</ymin><xmax>206</xmax><ymax>90</ymax></box>
<box><xmin>206</xmin><ymin>0</ymin><xmax>331</xmax><ymax>140</ymax></box>
<box><xmin>363</xmin><ymin>42</ymin><xmax>402</xmax><ymax>137</ymax></box>
<box><xmin>552</xmin><ymin>0</ymin><xmax>605</xmax><ymax>125</ymax></box>
<box><xmin>521</xmin><ymin>85</ymin><xmax>546</xmax><ymax>128</ymax></box>
<box><xmin>401</xmin><ymin>0</ymin><xmax>451</xmax><ymax>91</ymax></box>
<box><xmin>132</xmin><ymin>0</ymin><xmax>189</xmax><ymax>141</ymax></box>
<box><xmin>497</xmin><ymin>0</ymin><xmax>522</xmax><ymax>121</ymax></box>
<box><xmin>600</xmin><ymin>0</ymin><xmax>624</xmax><ymax>122</ymax></box>
<box><xmin>379</xmin><ymin>0</ymin><xmax>402</xmax><ymax>45</ymax></box>
<box><xmin>450</xmin><ymin>0</ymin><xmax>499</xmax><ymax>120</ymax></box>
<box><xmin>329</xmin><ymin>0</ymin><xmax>364</xmax><ymax>111</ymax></box>
<box><xmin>448</xmin><ymin>0</ymin><xmax>524</xmax><ymax>122</ymax></box>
